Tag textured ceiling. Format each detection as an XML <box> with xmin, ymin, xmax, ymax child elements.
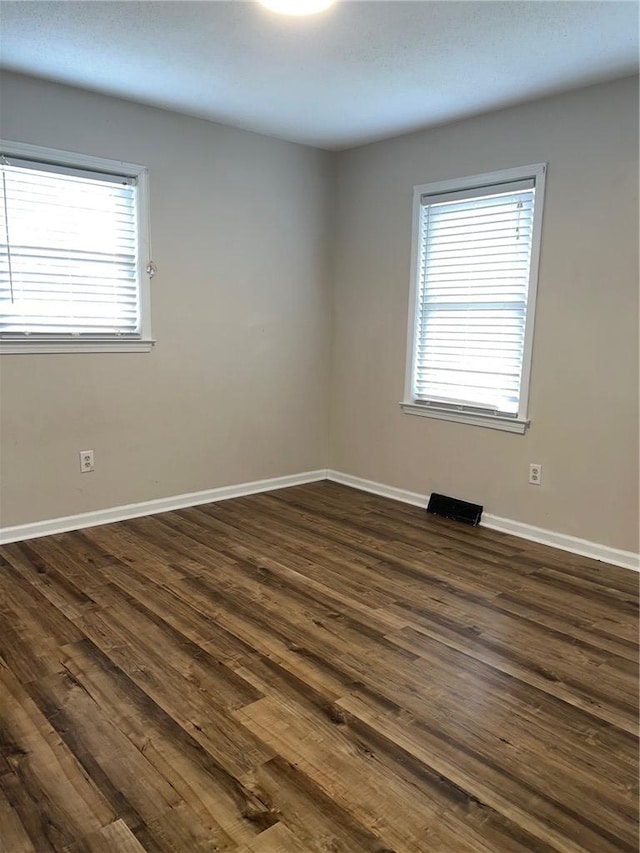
<box><xmin>0</xmin><ymin>1</ymin><xmax>638</xmax><ymax>149</ymax></box>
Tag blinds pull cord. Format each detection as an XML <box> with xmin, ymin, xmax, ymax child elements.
<box><xmin>145</xmin><ymin>174</ymin><xmax>156</xmax><ymax>279</ymax></box>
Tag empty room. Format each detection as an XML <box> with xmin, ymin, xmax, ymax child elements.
<box><xmin>0</xmin><ymin>1</ymin><xmax>638</xmax><ymax>851</ymax></box>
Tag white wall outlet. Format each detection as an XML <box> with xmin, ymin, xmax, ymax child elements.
<box><xmin>529</xmin><ymin>463</ymin><xmax>542</xmax><ymax>485</ymax></box>
<box><xmin>80</xmin><ymin>450</ymin><xmax>94</xmax><ymax>473</ymax></box>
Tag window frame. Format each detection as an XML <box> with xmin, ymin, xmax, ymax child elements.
<box><xmin>401</xmin><ymin>163</ymin><xmax>547</xmax><ymax>434</ymax></box>
<box><xmin>0</xmin><ymin>140</ymin><xmax>154</xmax><ymax>354</ymax></box>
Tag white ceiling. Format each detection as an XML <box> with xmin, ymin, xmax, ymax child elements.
<box><xmin>1</xmin><ymin>1</ymin><xmax>638</xmax><ymax>150</ymax></box>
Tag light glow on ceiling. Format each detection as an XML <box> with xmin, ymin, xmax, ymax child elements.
<box><xmin>258</xmin><ymin>0</ymin><xmax>336</xmax><ymax>16</ymax></box>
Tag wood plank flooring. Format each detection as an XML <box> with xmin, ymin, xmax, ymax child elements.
<box><xmin>0</xmin><ymin>481</ymin><xmax>637</xmax><ymax>852</ymax></box>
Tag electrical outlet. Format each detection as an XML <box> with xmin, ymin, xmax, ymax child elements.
<box><xmin>529</xmin><ymin>463</ymin><xmax>542</xmax><ymax>485</ymax></box>
<box><xmin>80</xmin><ymin>450</ymin><xmax>94</xmax><ymax>473</ymax></box>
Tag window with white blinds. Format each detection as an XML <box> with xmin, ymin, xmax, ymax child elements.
<box><xmin>0</xmin><ymin>142</ymin><xmax>153</xmax><ymax>353</ymax></box>
<box><xmin>403</xmin><ymin>164</ymin><xmax>546</xmax><ymax>433</ymax></box>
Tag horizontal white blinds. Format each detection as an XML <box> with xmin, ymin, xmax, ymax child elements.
<box><xmin>0</xmin><ymin>158</ymin><xmax>140</xmax><ymax>338</ymax></box>
<box><xmin>413</xmin><ymin>181</ymin><xmax>536</xmax><ymax>415</ymax></box>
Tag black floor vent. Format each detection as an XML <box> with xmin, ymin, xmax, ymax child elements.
<box><xmin>427</xmin><ymin>493</ymin><xmax>483</xmax><ymax>526</ymax></box>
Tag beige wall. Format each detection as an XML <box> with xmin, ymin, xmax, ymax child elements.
<box><xmin>330</xmin><ymin>76</ymin><xmax>639</xmax><ymax>553</ymax></box>
<box><xmin>1</xmin><ymin>73</ymin><xmax>638</xmax><ymax>555</ymax></box>
<box><xmin>0</xmin><ymin>73</ymin><xmax>332</xmax><ymax>527</ymax></box>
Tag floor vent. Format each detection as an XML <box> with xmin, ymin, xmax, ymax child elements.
<box><xmin>427</xmin><ymin>493</ymin><xmax>483</xmax><ymax>526</ymax></box>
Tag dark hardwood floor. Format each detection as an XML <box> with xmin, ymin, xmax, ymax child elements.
<box><xmin>0</xmin><ymin>481</ymin><xmax>637</xmax><ymax>852</ymax></box>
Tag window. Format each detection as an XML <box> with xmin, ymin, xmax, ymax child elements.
<box><xmin>0</xmin><ymin>141</ymin><xmax>154</xmax><ymax>353</ymax></box>
<box><xmin>402</xmin><ymin>164</ymin><xmax>546</xmax><ymax>433</ymax></box>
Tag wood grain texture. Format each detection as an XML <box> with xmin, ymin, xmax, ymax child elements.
<box><xmin>0</xmin><ymin>481</ymin><xmax>637</xmax><ymax>852</ymax></box>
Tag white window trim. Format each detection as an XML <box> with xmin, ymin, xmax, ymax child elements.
<box><xmin>0</xmin><ymin>140</ymin><xmax>155</xmax><ymax>355</ymax></box>
<box><xmin>401</xmin><ymin>163</ymin><xmax>546</xmax><ymax>434</ymax></box>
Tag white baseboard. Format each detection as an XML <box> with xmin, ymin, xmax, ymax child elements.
<box><xmin>0</xmin><ymin>469</ymin><xmax>328</xmax><ymax>546</ymax></box>
<box><xmin>480</xmin><ymin>514</ymin><xmax>640</xmax><ymax>572</ymax></box>
<box><xmin>3</xmin><ymin>467</ymin><xmax>638</xmax><ymax>572</ymax></box>
<box><xmin>327</xmin><ymin>470</ymin><xmax>640</xmax><ymax>572</ymax></box>
<box><xmin>328</xmin><ymin>469</ymin><xmax>429</xmax><ymax>508</ymax></box>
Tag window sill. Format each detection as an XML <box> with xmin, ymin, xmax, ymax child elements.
<box><xmin>400</xmin><ymin>401</ymin><xmax>529</xmax><ymax>434</ymax></box>
<box><xmin>0</xmin><ymin>339</ymin><xmax>155</xmax><ymax>354</ymax></box>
